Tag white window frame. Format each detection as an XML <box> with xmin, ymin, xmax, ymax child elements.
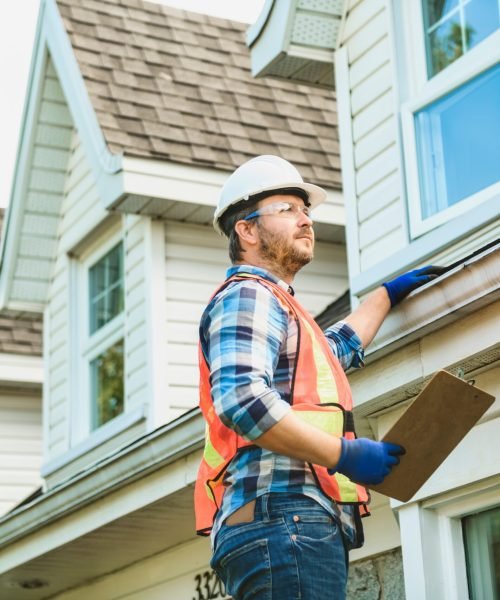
<box><xmin>398</xmin><ymin>0</ymin><xmax>500</xmax><ymax>239</ymax></box>
<box><xmin>70</xmin><ymin>226</ymin><xmax>126</xmax><ymax>445</ymax></box>
<box><xmin>422</xmin><ymin>479</ymin><xmax>500</xmax><ymax>600</ymax></box>
<box><xmin>398</xmin><ymin>476</ymin><xmax>500</xmax><ymax>599</ymax></box>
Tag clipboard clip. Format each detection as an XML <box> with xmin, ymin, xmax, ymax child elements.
<box><xmin>456</xmin><ymin>368</ymin><xmax>475</xmax><ymax>386</ymax></box>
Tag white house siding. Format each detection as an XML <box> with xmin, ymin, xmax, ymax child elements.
<box><xmin>164</xmin><ymin>222</ymin><xmax>348</xmax><ymax>416</ymax></box>
<box><xmin>11</xmin><ymin>58</ymin><xmax>71</xmax><ymax>306</ymax></box>
<box><xmin>124</xmin><ymin>215</ymin><xmax>150</xmax><ymax>415</ymax></box>
<box><xmin>164</xmin><ymin>222</ymin><xmax>229</xmax><ymax>416</ymax></box>
<box><xmin>0</xmin><ymin>391</ymin><xmax>42</xmax><ymax>516</ymax></box>
<box><xmin>340</xmin><ymin>0</ymin><xmax>406</xmax><ymax>272</ymax></box>
<box><xmin>46</xmin><ymin>126</ymin><xmax>104</xmax><ymax>460</ymax></box>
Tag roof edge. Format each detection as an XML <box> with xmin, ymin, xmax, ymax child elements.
<box><xmin>0</xmin><ymin>408</ymin><xmax>204</xmax><ymax>562</ymax></box>
<box><xmin>0</xmin><ymin>0</ymin><xmax>126</xmax><ymax>311</ymax></box>
<box><xmin>118</xmin><ymin>156</ymin><xmax>345</xmax><ymax>226</ymax></box>
<box><xmin>45</xmin><ymin>0</ymin><xmax>123</xmax><ymax>183</ymax></box>
<box><xmin>365</xmin><ymin>241</ymin><xmax>500</xmax><ymax>362</ymax></box>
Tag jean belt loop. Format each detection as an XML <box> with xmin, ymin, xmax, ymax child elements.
<box><xmin>262</xmin><ymin>493</ymin><xmax>270</xmax><ymax>520</ymax></box>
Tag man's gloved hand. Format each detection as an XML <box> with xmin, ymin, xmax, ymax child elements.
<box><xmin>382</xmin><ymin>266</ymin><xmax>446</xmax><ymax>307</ymax></box>
<box><xmin>332</xmin><ymin>438</ymin><xmax>405</xmax><ymax>485</ymax></box>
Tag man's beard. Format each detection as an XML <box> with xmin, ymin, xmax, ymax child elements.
<box><xmin>257</xmin><ymin>222</ymin><xmax>314</xmax><ymax>277</ymax></box>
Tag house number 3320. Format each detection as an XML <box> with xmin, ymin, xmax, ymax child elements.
<box><xmin>192</xmin><ymin>570</ymin><xmax>229</xmax><ymax>600</ymax></box>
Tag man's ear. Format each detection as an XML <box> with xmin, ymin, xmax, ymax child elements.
<box><xmin>234</xmin><ymin>219</ymin><xmax>259</xmax><ymax>248</ymax></box>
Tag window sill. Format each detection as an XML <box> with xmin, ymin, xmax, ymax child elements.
<box><xmin>41</xmin><ymin>405</ymin><xmax>147</xmax><ymax>478</ymax></box>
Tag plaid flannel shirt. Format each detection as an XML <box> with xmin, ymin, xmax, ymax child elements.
<box><xmin>200</xmin><ymin>265</ymin><xmax>365</xmax><ymax>547</ymax></box>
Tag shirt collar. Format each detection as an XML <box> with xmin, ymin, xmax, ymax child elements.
<box><xmin>226</xmin><ymin>265</ymin><xmax>295</xmax><ymax>295</ymax></box>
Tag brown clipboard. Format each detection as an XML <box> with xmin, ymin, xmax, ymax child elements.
<box><xmin>369</xmin><ymin>370</ymin><xmax>495</xmax><ymax>502</ymax></box>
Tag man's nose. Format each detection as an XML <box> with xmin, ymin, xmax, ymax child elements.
<box><xmin>297</xmin><ymin>210</ymin><xmax>313</xmax><ymax>226</ymax></box>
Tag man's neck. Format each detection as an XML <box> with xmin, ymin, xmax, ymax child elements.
<box><xmin>234</xmin><ymin>259</ymin><xmax>295</xmax><ymax>285</ymax></box>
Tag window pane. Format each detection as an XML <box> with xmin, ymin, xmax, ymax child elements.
<box><xmin>91</xmin><ymin>339</ymin><xmax>124</xmax><ymax>429</ymax></box>
<box><xmin>415</xmin><ymin>64</ymin><xmax>500</xmax><ymax>219</ymax></box>
<box><xmin>464</xmin><ymin>0</ymin><xmax>500</xmax><ymax>50</ymax></box>
<box><xmin>463</xmin><ymin>506</ymin><xmax>500</xmax><ymax>599</ymax></box>
<box><xmin>423</xmin><ymin>0</ymin><xmax>500</xmax><ymax>77</ymax></box>
<box><xmin>428</xmin><ymin>16</ymin><xmax>463</xmax><ymax>75</ymax></box>
<box><xmin>89</xmin><ymin>243</ymin><xmax>124</xmax><ymax>334</ymax></box>
<box><xmin>425</xmin><ymin>0</ymin><xmax>458</xmax><ymax>27</ymax></box>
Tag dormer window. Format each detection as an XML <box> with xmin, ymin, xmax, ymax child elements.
<box><xmin>88</xmin><ymin>243</ymin><xmax>124</xmax><ymax>429</ymax></box>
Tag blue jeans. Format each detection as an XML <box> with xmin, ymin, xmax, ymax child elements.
<box><xmin>211</xmin><ymin>493</ymin><xmax>348</xmax><ymax>600</ymax></box>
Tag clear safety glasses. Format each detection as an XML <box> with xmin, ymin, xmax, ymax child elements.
<box><xmin>243</xmin><ymin>201</ymin><xmax>312</xmax><ymax>223</ymax></box>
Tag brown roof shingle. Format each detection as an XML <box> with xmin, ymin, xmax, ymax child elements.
<box><xmin>56</xmin><ymin>0</ymin><xmax>341</xmax><ymax>188</ymax></box>
<box><xmin>0</xmin><ymin>211</ymin><xmax>43</xmax><ymax>356</ymax></box>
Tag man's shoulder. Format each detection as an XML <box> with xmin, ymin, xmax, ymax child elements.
<box><xmin>210</xmin><ymin>276</ymin><xmax>278</xmax><ymax>307</ymax></box>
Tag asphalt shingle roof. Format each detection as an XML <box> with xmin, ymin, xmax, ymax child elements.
<box><xmin>0</xmin><ymin>210</ymin><xmax>42</xmax><ymax>356</ymax></box>
<box><xmin>56</xmin><ymin>0</ymin><xmax>341</xmax><ymax>187</ymax></box>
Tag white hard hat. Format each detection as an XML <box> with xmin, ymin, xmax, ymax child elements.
<box><xmin>214</xmin><ymin>155</ymin><xmax>327</xmax><ymax>235</ymax></box>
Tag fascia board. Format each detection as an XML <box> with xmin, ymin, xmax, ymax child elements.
<box><xmin>120</xmin><ymin>156</ymin><xmax>345</xmax><ymax>226</ymax></box>
<box><xmin>350</xmin><ymin>193</ymin><xmax>500</xmax><ymax>296</ymax></box>
<box><xmin>0</xmin><ymin>353</ymin><xmax>43</xmax><ymax>386</ymax></box>
<box><xmin>0</xmin><ymin>4</ymin><xmax>48</xmax><ymax>312</ymax></box>
<box><xmin>364</xmin><ymin>241</ymin><xmax>500</xmax><ymax>361</ymax></box>
<box><xmin>43</xmin><ymin>0</ymin><xmax>124</xmax><ymax>203</ymax></box>
<box><xmin>0</xmin><ymin>409</ymin><xmax>204</xmax><ymax>553</ymax></box>
<box><xmin>120</xmin><ymin>158</ymin><xmax>228</xmax><ymax>208</ymax></box>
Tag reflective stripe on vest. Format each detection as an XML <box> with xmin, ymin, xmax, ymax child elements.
<box><xmin>195</xmin><ymin>274</ymin><xmax>369</xmax><ymax>536</ymax></box>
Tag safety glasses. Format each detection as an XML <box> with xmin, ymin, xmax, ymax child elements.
<box><xmin>243</xmin><ymin>201</ymin><xmax>312</xmax><ymax>222</ymax></box>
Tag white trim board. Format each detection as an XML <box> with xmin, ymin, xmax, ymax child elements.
<box><xmin>119</xmin><ymin>157</ymin><xmax>345</xmax><ymax>227</ymax></box>
<box><xmin>0</xmin><ymin>353</ymin><xmax>43</xmax><ymax>385</ymax></box>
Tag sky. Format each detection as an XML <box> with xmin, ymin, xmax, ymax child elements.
<box><xmin>0</xmin><ymin>0</ymin><xmax>265</xmax><ymax>208</ymax></box>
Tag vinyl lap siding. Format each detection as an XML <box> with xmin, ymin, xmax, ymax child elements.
<box><xmin>11</xmin><ymin>58</ymin><xmax>71</xmax><ymax>305</ymax></box>
<box><xmin>341</xmin><ymin>0</ymin><xmax>405</xmax><ymax>271</ymax></box>
<box><xmin>0</xmin><ymin>393</ymin><xmax>42</xmax><ymax>516</ymax></box>
<box><xmin>46</xmin><ymin>129</ymin><xmax>101</xmax><ymax>459</ymax></box>
<box><xmin>164</xmin><ymin>222</ymin><xmax>348</xmax><ymax>414</ymax></box>
<box><xmin>124</xmin><ymin>216</ymin><xmax>149</xmax><ymax>412</ymax></box>
<box><xmin>164</xmin><ymin>223</ymin><xmax>227</xmax><ymax>414</ymax></box>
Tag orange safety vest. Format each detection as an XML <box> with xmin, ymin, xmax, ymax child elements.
<box><xmin>195</xmin><ymin>273</ymin><xmax>369</xmax><ymax>536</ymax></box>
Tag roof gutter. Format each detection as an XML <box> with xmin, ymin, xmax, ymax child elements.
<box><xmin>0</xmin><ymin>408</ymin><xmax>204</xmax><ymax>550</ymax></box>
<box><xmin>366</xmin><ymin>241</ymin><xmax>500</xmax><ymax>362</ymax></box>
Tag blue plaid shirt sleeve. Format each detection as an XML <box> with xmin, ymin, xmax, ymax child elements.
<box><xmin>324</xmin><ymin>321</ymin><xmax>365</xmax><ymax>370</ymax></box>
<box><xmin>200</xmin><ymin>280</ymin><xmax>292</xmax><ymax>441</ymax></box>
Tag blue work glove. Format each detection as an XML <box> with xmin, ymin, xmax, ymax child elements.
<box><xmin>382</xmin><ymin>266</ymin><xmax>446</xmax><ymax>307</ymax></box>
<box><xmin>332</xmin><ymin>438</ymin><xmax>405</xmax><ymax>485</ymax></box>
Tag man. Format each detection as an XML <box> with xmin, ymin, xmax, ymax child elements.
<box><xmin>194</xmin><ymin>155</ymin><xmax>443</xmax><ymax>599</ymax></box>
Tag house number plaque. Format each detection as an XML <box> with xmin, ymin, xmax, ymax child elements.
<box><xmin>192</xmin><ymin>570</ymin><xmax>230</xmax><ymax>600</ymax></box>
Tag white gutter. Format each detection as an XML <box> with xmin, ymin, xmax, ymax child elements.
<box><xmin>366</xmin><ymin>242</ymin><xmax>500</xmax><ymax>361</ymax></box>
<box><xmin>347</xmin><ymin>242</ymin><xmax>500</xmax><ymax>428</ymax></box>
<box><xmin>0</xmin><ymin>408</ymin><xmax>204</xmax><ymax>549</ymax></box>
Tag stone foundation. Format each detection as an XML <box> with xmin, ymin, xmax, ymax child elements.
<box><xmin>347</xmin><ymin>547</ymin><xmax>405</xmax><ymax>600</ymax></box>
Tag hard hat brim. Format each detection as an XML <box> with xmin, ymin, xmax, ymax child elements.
<box><xmin>214</xmin><ymin>181</ymin><xmax>327</xmax><ymax>235</ymax></box>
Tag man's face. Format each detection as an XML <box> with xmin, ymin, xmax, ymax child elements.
<box><xmin>254</xmin><ymin>194</ymin><xmax>315</xmax><ymax>276</ymax></box>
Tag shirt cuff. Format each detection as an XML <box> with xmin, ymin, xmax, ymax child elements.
<box><xmin>326</xmin><ymin>321</ymin><xmax>365</xmax><ymax>369</ymax></box>
<box><xmin>231</xmin><ymin>392</ymin><xmax>292</xmax><ymax>442</ymax></box>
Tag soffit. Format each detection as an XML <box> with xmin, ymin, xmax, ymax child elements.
<box><xmin>0</xmin><ymin>486</ymin><xmax>197</xmax><ymax>598</ymax></box>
